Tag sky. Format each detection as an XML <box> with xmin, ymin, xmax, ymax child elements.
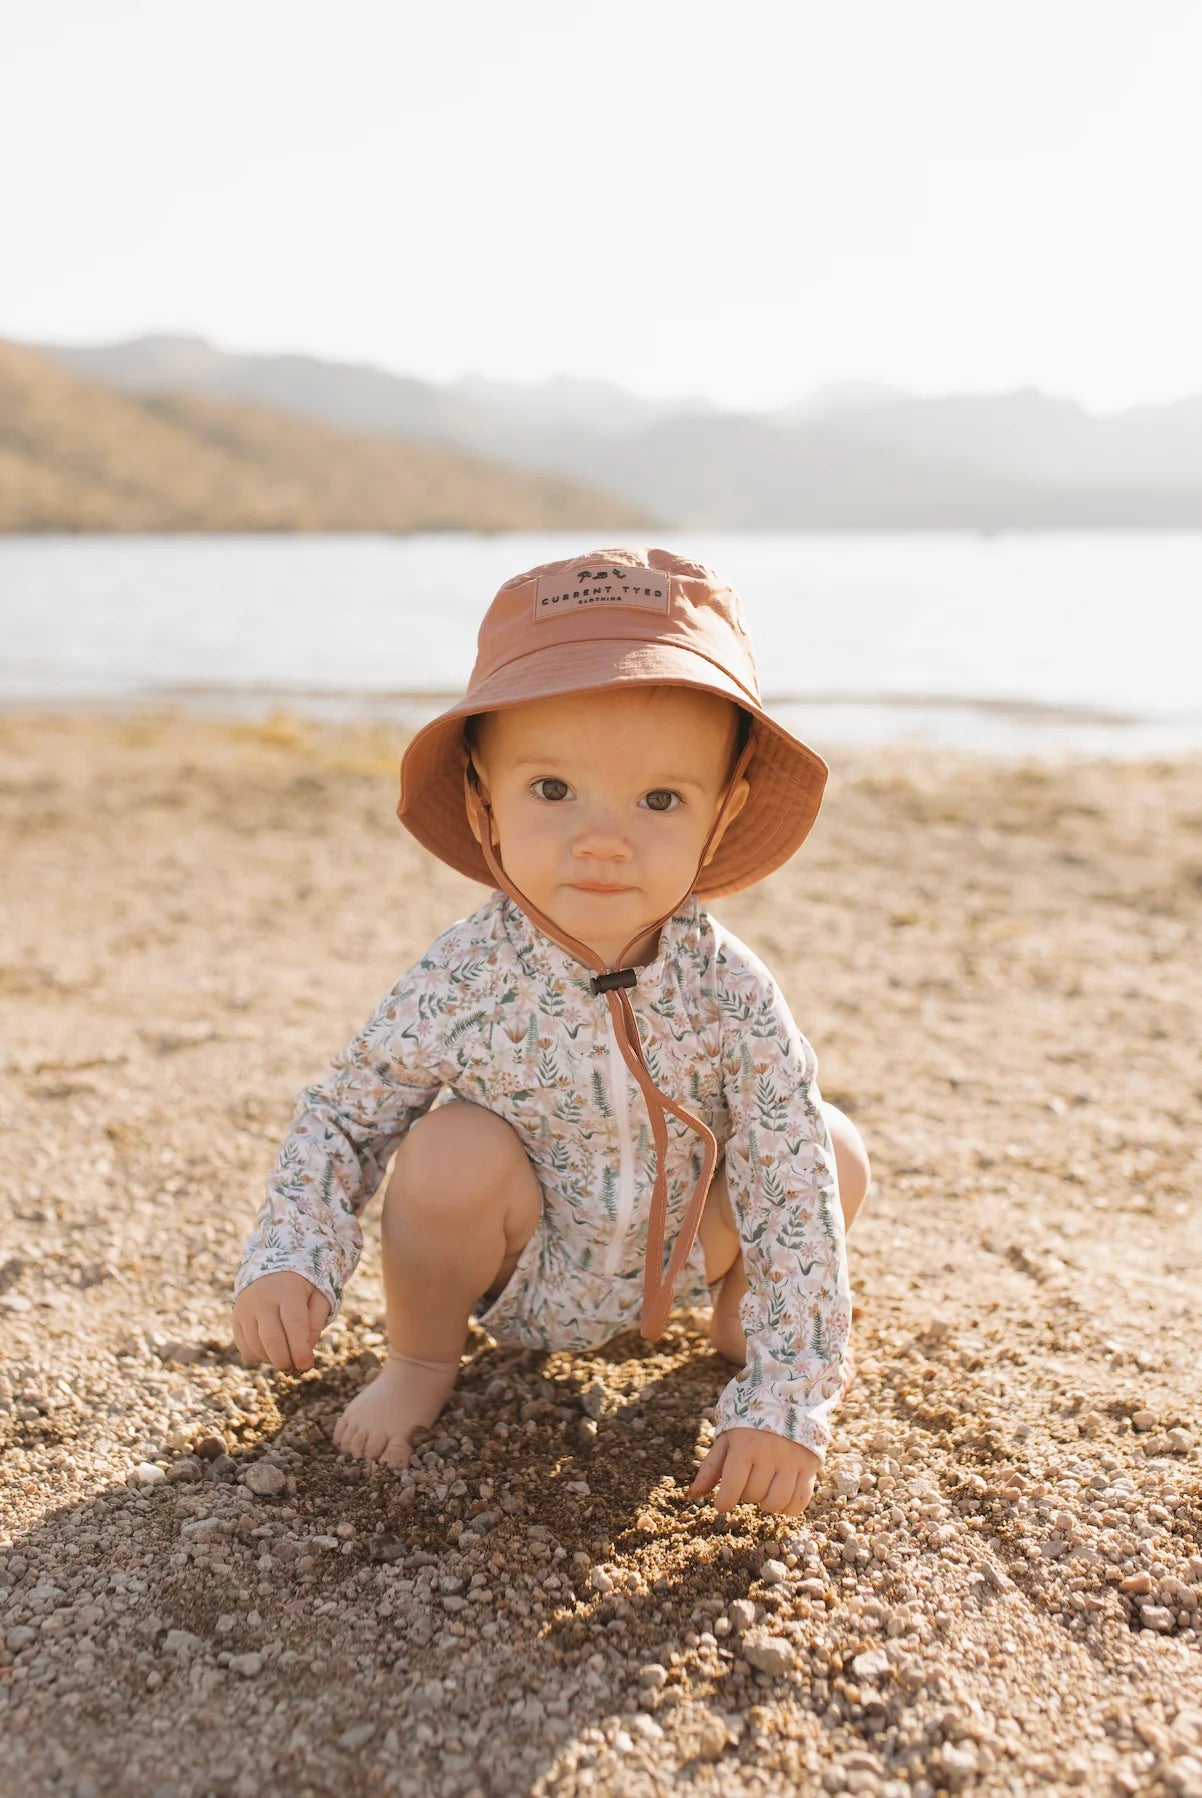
<box><xmin>2</xmin><ymin>0</ymin><xmax>1200</xmax><ymax>414</ymax></box>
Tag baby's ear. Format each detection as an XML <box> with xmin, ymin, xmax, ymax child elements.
<box><xmin>702</xmin><ymin>776</ymin><xmax>751</xmax><ymax>864</ymax></box>
<box><xmin>464</xmin><ymin>756</ymin><xmax>499</xmax><ymax>848</ymax></box>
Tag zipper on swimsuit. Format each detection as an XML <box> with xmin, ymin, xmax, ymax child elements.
<box><xmin>601</xmin><ymin>1007</ymin><xmax>636</xmax><ymax>1277</ymax></box>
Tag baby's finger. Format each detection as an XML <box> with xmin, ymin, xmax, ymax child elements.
<box><xmin>784</xmin><ymin>1469</ymin><xmax>817</xmax><ymax>1517</ymax></box>
<box><xmin>737</xmin><ymin>1459</ymin><xmax>775</xmax><ymax>1509</ymax></box>
<box><xmin>279</xmin><ymin>1292</ymin><xmax>316</xmax><ymax>1371</ymax></box>
<box><xmin>306</xmin><ymin>1287</ymin><xmax>331</xmax><ymax>1342</ymax></box>
<box><xmin>689</xmin><ymin>1435</ymin><xmax>729</xmax><ymax>1499</ymax></box>
<box><xmin>713</xmin><ymin>1441</ymin><xmax>754</xmax><ymax>1511</ymax></box>
<box><xmin>232</xmin><ymin>1315</ymin><xmax>248</xmax><ymax>1363</ymax></box>
<box><xmin>235</xmin><ymin>1312</ymin><xmax>266</xmax><ymax>1367</ymax></box>
<box><xmin>759</xmin><ymin>1467</ymin><xmax>797</xmax><ymax>1514</ymax></box>
<box><xmin>256</xmin><ymin>1306</ymin><xmax>296</xmax><ymax>1372</ymax></box>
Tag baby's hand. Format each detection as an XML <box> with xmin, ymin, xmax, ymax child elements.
<box><xmin>689</xmin><ymin>1426</ymin><xmax>820</xmax><ymax>1516</ymax></box>
<box><xmin>232</xmin><ymin>1272</ymin><xmax>330</xmax><ymax>1373</ymax></box>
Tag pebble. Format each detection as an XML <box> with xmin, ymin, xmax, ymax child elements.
<box><xmin>939</xmin><ymin>1740</ymin><xmax>979</xmax><ymax>1788</ymax></box>
<box><xmin>741</xmin><ymin>1632</ymin><xmax>795</xmax><ymax>1676</ymax></box>
<box><xmin>728</xmin><ymin>1599</ymin><xmax>756</xmax><ymax>1632</ymax></box>
<box><xmin>692</xmin><ymin>1709</ymin><xmax>730</xmax><ymax>1761</ymax></box>
<box><xmin>850</xmin><ymin>1648</ymin><xmax>891</xmax><ymax>1683</ymax></box>
<box><xmin>227</xmin><ymin>1653</ymin><xmax>262</xmax><ymax>1677</ymax></box>
<box><xmin>126</xmin><ymin>1463</ymin><xmax>165</xmax><ymax>1487</ymax></box>
<box><xmin>1131</xmin><ymin>1410</ymin><xmax>1157</xmax><ymax>1432</ymax></box>
<box><xmin>759</xmin><ymin>1559</ymin><xmax>787</xmax><ymax>1585</ymax></box>
<box><xmin>162</xmin><ymin>1630</ymin><xmax>202</xmax><ymax>1659</ymax></box>
<box><xmin>1140</xmin><ymin>1605</ymin><xmax>1176</xmax><ymax>1632</ymax></box>
<box><xmin>337</xmin><ymin>1724</ymin><xmax>376</xmax><ymax>1750</ymax></box>
<box><xmin>638</xmin><ymin>1663</ymin><xmax>668</xmax><ymax>1688</ymax></box>
<box><xmin>977</xmin><ymin>1558</ymin><xmax>1015</xmax><ymax>1592</ymax></box>
<box><xmin>180</xmin><ymin>1516</ymin><xmax>227</xmax><ymax>1542</ymax></box>
<box><xmin>166</xmin><ymin>1456</ymin><xmax>204</xmax><ymax>1485</ymax></box>
<box><xmin>834</xmin><ymin>1465</ymin><xmax>861</xmax><ymax>1497</ymax></box>
<box><xmin>242</xmin><ymin>1463</ymin><xmax>287</xmax><ymax>1497</ymax></box>
<box><xmin>154</xmin><ymin>1339</ymin><xmax>206</xmax><ymax>1365</ymax></box>
<box><xmin>369</xmin><ymin>1535</ymin><xmax>407</xmax><ymax>1563</ymax></box>
<box><xmin>580</xmin><ymin>1380</ymin><xmax>607</xmax><ymax>1420</ymax></box>
<box><xmin>207</xmin><ymin>1454</ymin><xmax>238</xmax><ymax>1483</ymax></box>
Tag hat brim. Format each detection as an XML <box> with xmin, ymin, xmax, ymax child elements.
<box><xmin>397</xmin><ymin>638</ymin><xmax>827</xmax><ymax>899</ymax></box>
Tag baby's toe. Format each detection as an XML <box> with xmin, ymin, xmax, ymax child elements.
<box><xmin>361</xmin><ymin>1425</ymin><xmax>392</xmax><ymax>1462</ymax></box>
<box><xmin>338</xmin><ymin>1421</ymin><xmax>368</xmax><ymax>1460</ymax></box>
<box><xmin>380</xmin><ymin>1434</ymin><xmax>412</xmax><ymax>1470</ymax></box>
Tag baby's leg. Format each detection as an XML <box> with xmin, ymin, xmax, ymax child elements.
<box><xmin>333</xmin><ymin>1102</ymin><xmax>541</xmax><ymax>1467</ymax></box>
<box><xmin>699</xmin><ymin>1102</ymin><xmax>871</xmax><ymax>1365</ymax></box>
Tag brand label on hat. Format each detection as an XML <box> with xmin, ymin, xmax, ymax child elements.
<box><xmin>532</xmin><ymin>565</ymin><xmax>671</xmax><ymax>622</ymax></box>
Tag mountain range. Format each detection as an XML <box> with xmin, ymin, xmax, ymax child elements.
<box><xmin>13</xmin><ymin>332</ymin><xmax>1202</xmax><ymax>529</ymax></box>
<box><xmin>0</xmin><ymin>340</ymin><xmax>649</xmax><ymax>534</ymax></box>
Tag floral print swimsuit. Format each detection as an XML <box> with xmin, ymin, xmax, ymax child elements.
<box><xmin>235</xmin><ymin>891</ymin><xmax>852</xmax><ymax>1457</ymax></box>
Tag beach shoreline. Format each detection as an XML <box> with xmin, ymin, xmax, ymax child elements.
<box><xmin>1</xmin><ymin>712</ymin><xmax>1200</xmax><ymax>1796</ymax></box>
<box><xmin>4</xmin><ymin>693</ymin><xmax>1202</xmax><ymax>766</ymax></box>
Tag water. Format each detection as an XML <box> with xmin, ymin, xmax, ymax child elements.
<box><xmin>3</xmin><ymin>530</ymin><xmax>1202</xmax><ymax>757</ymax></box>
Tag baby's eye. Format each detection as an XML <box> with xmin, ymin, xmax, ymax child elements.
<box><xmin>531</xmin><ymin>777</ymin><xmax>572</xmax><ymax>803</ymax></box>
<box><xmin>642</xmin><ymin>789</ymin><xmax>682</xmax><ymax>813</ymax></box>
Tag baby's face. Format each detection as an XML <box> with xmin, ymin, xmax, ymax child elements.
<box><xmin>467</xmin><ymin>686</ymin><xmax>750</xmax><ymax>968</ymax></box>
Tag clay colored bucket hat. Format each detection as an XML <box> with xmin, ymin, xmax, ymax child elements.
<box><xmin>397</xmin><ymin>546</ymin><xmax>828</xmax><ymax>900</ymax></box>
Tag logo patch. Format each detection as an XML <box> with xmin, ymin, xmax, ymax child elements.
<box><xmin>532</xmin><ymin>566</ymin><xmax>671</xmax><ymax>622</ymax></box>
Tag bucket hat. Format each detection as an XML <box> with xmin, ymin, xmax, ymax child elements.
<box><xmin>397</xmin><ymin>546</ymin><xmax>827</xmax><ymax>900</ymax></box>
<box><xmin>396</xmin><ymin>547</ymin><xmax>830</xmax><ymax>1341</ymax></box>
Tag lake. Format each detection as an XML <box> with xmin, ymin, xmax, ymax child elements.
<box><xmin>3</xmin><ymin>530</ymin><xmax>1202</xmax><ymax>756</ymax></box>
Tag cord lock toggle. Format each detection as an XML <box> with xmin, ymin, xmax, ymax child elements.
<box><xmin>589</xmin><ymin>968</ymin><xmax>638</xmax><ymax>995</ymax></box>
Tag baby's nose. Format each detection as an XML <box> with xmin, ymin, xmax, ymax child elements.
<box><xmin>573</xmin><ymin>814</ymin><xmax>633</xmax><ymax>860</ymax></box>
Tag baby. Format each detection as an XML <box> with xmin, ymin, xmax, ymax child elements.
<box><xmin>232</xmin><ymin>548</ymin><xmax>869</xmax><ymax>1517</ymax></box>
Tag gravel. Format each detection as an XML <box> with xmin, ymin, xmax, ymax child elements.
<box><xmin>2</xmin><ymin>719</ymin><xmax>1201</xmax><ymax>1797</ymax></box>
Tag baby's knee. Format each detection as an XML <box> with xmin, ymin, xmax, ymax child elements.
<box><xmin>387</xmin><ymin>1102</ymin><xmax>533</xmax><ymax>1223</ymax></box>
<box><xmin>820</xmin><ymin>1102</ymin><xmax>871</xmax><ymax>1218</ymax></box>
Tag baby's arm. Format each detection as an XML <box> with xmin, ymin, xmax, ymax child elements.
<box><xmin>232</xmin><ymin>954</ymin><xmax>452</xmax><ymax>1368</ymax></box>
<box><xmin>698</xmin><ymin>939</ymin><xmax>852</xmax><ymax>1509</ymax></box>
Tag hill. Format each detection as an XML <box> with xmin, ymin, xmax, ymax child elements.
<box><xmin>0</xmin><ymin>340</ymin><xmax>651</xmax><ymax>533</ymax></box>
<box><xmin>33</xmin><ymin>332</ymin><xmax>1202</xmax><ymax>529</ymax></box>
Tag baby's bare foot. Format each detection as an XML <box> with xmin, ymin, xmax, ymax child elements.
<box><xmin>331</xmin><ymin>1352</ymin><xmax>460</xmax><ymax>1467</ymax></box>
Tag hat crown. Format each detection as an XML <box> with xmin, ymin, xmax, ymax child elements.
<box><xmin>396</xmin><ymin>544</ymin><xmax>827</xmax><ymax>900</ymax></box>
<box><xmin>468</xmin><ymin>545</ymin><xmax>762</xmax><ymax>707</ymax></box>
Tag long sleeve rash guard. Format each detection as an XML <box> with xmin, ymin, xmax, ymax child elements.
<box><xmin>235</xmin><ymin>890</ymin><xmax>852</xmax><ymax>1458</ymax></box>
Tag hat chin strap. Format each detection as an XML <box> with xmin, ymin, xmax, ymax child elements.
<box><xmin>463</xmin><ymin>733</ymin><xmax>757</xmax><ymax>1341</ymax></box>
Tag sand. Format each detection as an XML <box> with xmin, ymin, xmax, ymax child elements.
<box><xmin>1</xmin><ymin>711</ymin><xmax>1200</xmax><ymax>1798</ymax></box>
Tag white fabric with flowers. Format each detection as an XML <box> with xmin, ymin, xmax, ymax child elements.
<box><xmin>234</xmin><ymin>890</ymin><xmax>852</xmax><ymax>1457</ymax></box>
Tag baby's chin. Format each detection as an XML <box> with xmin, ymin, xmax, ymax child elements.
<box><xmin>541</xmin><ymin>888</ymin><xmax>663</xmax><ymax>968</ymax></box>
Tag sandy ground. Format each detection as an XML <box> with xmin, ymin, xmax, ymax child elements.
<box><xmin>1</xmin><ymin>711</ymin><xmax>1200</xmax><ymax>1798</ymax></box>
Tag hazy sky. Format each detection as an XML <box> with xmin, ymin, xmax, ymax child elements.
<box><xmin>3</xmin><ymin>0</ymin><xmax>1200</xmax><ymax>412</ymax></box>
